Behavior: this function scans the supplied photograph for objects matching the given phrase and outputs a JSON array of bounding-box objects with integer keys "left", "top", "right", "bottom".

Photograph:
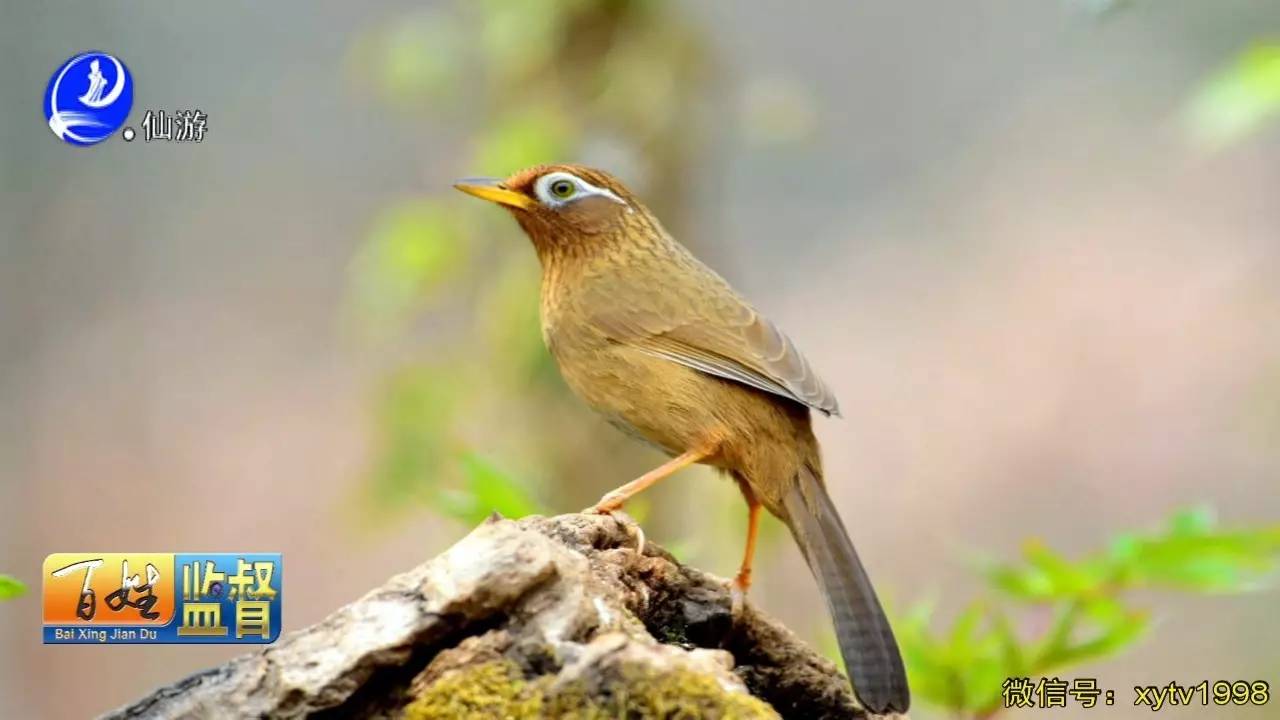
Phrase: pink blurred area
[{"left": 3, "top": 2, "right": 1278, "bottom": 718}]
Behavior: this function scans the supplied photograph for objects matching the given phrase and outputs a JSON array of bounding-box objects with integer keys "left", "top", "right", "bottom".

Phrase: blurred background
[{"left": 3, "top": 1, "right": 1279, "bottom": 717}]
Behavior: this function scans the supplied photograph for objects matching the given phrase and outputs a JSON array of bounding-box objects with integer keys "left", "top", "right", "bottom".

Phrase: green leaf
[
  {"left": 1107, "top": 509, "right": 1280, "bottom": 592},
  {"left": 989, "top": 606, "right": 1026, "bottom": 678},
  {"left": 1185, "top": 42, "right": 1280, "bottom": 150},
  {"left": 1169, "top": 506, "right": 1216, "bottom": 536},
  {"left": 897, "top": 600, "right": 1025, "bottom": 712},
  {"left": 1050, "top": 610, "right": 1150, "bottom": 670},
  {"left": 456, "top": 451, "right": 542, "bottom": 524},
  {"left": 945, "top": 600, "right": 986, "bottom": 658},
  {"left": 987, "top": 539, "right": 1107, "bottom": 600},
  {"left": 987, "top": 564, "right": 1051, "bottom": 598},
  {"left": 434, "top": 488, "right": 479, "bottom": 522},
  {"left": 1079, "top": 596, "right": 1127, "bottom": 625},
  {"left": 909, "top": 508, "right": 1280, "bottom": 714},
  {"left": 399, "top": 450, "right": 543, "bottom": 527},
  {"left": 0, "top": 575, "right": 27, "bottom": 601}
]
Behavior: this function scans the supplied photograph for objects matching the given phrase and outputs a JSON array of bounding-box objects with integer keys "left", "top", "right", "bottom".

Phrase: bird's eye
[{"left": 549, "top": 179, "right": 576, "bottom": 199}]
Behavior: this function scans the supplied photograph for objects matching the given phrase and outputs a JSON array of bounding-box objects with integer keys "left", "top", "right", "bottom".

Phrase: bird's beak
[{"left": 452, "top": 177, "right": 535, "bottom": 210}]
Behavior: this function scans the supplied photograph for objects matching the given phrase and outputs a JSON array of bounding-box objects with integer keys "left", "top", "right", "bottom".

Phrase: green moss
[
  {"left": 604, "top": 664, "right": 778, "bottom": 719},
  {"left": 404, "top": 659, "right": 778, "bottom": 719},
  {"left": 404, "top": 661, "right": 543, "bottom": 718}
]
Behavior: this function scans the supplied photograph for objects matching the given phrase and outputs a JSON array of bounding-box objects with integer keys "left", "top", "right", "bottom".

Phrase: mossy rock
[{"left": 405, "top": 659, "right": 778, "bottom": 719}]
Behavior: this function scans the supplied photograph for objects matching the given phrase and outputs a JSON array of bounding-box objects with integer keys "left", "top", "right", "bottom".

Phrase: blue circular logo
[{"left": 44, "top": 51, "right": 134, "bottom": 146}]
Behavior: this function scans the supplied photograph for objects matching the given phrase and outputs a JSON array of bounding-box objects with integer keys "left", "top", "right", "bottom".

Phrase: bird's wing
[{"left": 581, "top": 253, "right": 841, "bottom": 417}]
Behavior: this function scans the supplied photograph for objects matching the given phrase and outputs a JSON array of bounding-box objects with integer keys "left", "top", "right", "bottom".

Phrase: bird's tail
[{"left": 783, "top": 466, "right": 910, "bottom": 715}]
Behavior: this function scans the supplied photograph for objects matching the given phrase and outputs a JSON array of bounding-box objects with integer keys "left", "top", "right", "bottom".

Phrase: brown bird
[{"left": 455, "top": 164, "right": 909, "bottom": 714}]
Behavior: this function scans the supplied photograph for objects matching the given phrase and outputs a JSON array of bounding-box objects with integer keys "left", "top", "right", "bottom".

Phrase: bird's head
[{"left": 453, "top": 164, "right": 643, "bottom": 254}]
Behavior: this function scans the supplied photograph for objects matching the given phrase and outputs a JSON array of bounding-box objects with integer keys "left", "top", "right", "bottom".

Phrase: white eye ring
[{"left": 533, "top": 171, "right": 627, "bottom": 208}]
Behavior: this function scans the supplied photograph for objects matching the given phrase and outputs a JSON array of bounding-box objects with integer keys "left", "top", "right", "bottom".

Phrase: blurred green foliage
[
  {"left": 438, "top": 453, "right": 542, "bottom": 526},
  {"left": 1185, "top": 42, "right": 1280, "bottom": 150},
  {"left": 896, "top": 508, "right": 1280, "bottom": 717},
  {"left": 1082, "top": 3, "right": 1280, "bottom": 149},
  {"left": 349, "top": 200, "right": 469, "bottom": 325},
  {"left": 0, "top": 574, "right": 26, "bottom": 601}
]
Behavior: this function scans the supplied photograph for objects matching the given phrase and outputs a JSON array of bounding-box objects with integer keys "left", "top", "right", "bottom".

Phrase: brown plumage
[{"left": 455, "top": 163, "right": 909, "bottom": 714}]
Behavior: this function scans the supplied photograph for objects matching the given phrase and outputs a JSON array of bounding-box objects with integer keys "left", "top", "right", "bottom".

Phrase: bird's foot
[
  {"left": 729, "top": 571, "right": 751, "bottom": 621},
  {"left": 583, "top": 504, "right": 646, "bottom": 554}
]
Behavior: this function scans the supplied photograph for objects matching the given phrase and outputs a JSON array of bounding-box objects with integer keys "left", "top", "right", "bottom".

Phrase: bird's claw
[{"left": 584, "top": 505, "right": 646, "bottom": 553}]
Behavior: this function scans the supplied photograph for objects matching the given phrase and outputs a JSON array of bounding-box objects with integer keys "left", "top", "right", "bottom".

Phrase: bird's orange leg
[
  {"left": 588, "top": 444, "right": 716, "bottom": 514},
  {"left": 733, "top": 480, "right": 763, "bottom": 595}
]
